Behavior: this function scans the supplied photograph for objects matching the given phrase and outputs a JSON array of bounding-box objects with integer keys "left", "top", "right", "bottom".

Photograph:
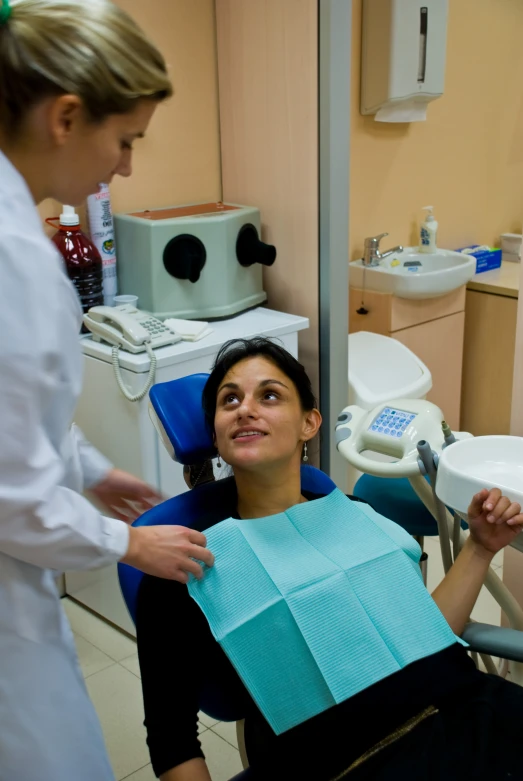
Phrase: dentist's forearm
[{"left": 431, "top": 536, "right": 493, "bottom": 635}]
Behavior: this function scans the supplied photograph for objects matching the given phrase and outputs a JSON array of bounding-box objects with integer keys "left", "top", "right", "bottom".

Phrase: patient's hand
[{"left": 467, "top": 488, "right": 523, "bottom": 556}]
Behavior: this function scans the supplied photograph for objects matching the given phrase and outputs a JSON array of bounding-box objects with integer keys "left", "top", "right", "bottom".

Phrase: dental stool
[{"left": 118, "top": 373, "right": 337, "bottom": 778}]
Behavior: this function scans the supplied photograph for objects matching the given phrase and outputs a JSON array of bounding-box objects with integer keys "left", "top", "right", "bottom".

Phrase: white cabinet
[{"left": 65, "top": 308, "right": 308, "bottom": 634}]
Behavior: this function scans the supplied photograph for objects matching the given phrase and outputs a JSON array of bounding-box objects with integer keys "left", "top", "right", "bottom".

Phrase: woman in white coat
[{"left": 0, "top": 1, "right": 214, "bottom": 779}]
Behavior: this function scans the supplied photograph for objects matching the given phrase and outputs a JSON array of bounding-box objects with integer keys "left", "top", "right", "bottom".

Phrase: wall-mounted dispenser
[{"left": 361, "top": 0, "right": 448, "bottom": 122}]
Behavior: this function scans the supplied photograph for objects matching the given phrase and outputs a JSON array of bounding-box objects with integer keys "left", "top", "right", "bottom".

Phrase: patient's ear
[{"left": 303, "top": 408, "right": 322, "bottom": 441}]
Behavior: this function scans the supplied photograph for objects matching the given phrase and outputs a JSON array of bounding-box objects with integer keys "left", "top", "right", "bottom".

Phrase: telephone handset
[
  {"left": 83, "top": 305, "right": 182, "bottom": 402},
  {"left": 83, "top": 305, "right": 181, "bottom": 353}
]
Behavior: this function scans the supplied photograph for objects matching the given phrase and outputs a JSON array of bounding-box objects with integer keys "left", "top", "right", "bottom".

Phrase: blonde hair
[{"left": 0, "top": 0, "right": 173, "bottom": 134}]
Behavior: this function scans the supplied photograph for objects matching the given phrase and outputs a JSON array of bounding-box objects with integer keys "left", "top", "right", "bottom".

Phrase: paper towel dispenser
[{"left": 361, "top": 0, "right": 448, "bottom": 121}]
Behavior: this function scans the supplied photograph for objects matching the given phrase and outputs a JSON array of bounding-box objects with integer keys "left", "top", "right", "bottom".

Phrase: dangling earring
[
  {"left": 302, "top": 442, "right": 308, "bottom": 463},
  {"left": 216, "top": 452, "right": 222, "bottom": 468}
]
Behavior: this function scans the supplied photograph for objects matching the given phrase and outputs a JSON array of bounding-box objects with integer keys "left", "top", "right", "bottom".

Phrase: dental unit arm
[{"left": 336, "top": 398, "right": 523, "bottom": 683}]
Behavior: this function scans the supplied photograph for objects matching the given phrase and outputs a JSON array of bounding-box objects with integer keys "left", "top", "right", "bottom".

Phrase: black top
[{"left": 136, "top": 491, "right": 479, "bottom": 780}]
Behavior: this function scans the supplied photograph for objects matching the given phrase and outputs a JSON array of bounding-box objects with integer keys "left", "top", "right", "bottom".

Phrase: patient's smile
[{"left": 233, "top": 429, "right": 268, "bottom": 440}]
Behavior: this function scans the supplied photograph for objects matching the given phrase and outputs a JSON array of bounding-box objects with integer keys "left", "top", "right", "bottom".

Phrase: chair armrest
[{"left": 461, "top": 622, "right": 523, "bottom": 663}]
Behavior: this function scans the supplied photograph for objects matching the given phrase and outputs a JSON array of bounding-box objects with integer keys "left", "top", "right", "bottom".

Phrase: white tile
[
  {"left": 121, "top": 765, "right": 156, "bottom": 781},
  {"left": 425, "top": 544, "right": 446, "bottom": 593},
  {"left": 198, "top": 711, "right": 219, "bottom": 728},
  {"left": 492, "top": 549, "right": 505, "bottom": 569},
  {"left": 199, "top": 729, "right": 243, "bottom": 781},
  {"left": 85, "top": 664, "right": 149, "bottom": 780},
  {"left": 471, "top": 584, "right": 502, "bottom": 626},
  {"left": 120, "top": 653, "right": 141, "bottom": 679},
  {"left": 211, "top": 720, "right": 239, "bottom": 749},
  {"left": 73, "top": 633, "right": 115, "bottom": 679},
  {"left": 63, "top": 598, "right": 137, "bottom": 662}
]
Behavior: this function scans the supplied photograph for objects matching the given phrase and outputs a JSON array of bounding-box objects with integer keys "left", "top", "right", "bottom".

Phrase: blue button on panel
[{"left": 368, "top": 407, "right": 417, "bottom": 437}]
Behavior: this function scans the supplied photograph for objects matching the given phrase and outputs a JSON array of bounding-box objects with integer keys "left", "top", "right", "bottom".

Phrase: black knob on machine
[
  {"left": 236, "top": 224, "right": 276, "bottom": 268},
  {"left": 163, "top": 234, "right": 206, "bottom": 283}
]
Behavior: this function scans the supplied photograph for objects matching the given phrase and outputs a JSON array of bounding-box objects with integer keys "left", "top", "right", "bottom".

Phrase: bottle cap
[
  {"left": 422, "top": 205, "right": 435, "bottom": 222},
  {"left": 60, "top": 205, "right": 80, "bottom": 226}
]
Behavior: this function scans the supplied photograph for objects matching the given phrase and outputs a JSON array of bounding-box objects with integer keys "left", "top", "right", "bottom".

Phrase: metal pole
[{"left": 318, "top": 0, "right": 352, "bottom": 487}]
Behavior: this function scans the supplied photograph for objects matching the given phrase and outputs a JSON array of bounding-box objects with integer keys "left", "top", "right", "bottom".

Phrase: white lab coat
[{"left": 0, "top": 151, "right": 130, "bottom": 780}]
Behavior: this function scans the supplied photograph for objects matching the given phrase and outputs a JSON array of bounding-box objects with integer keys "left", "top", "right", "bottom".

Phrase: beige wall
[
  {"left": 350, "top": 0, "right": 523, "bottom": 259},
  {"left": 215, "top": 0, "right": 320, "bottom": 399},
  {"left": 39, "top": 0, "right": 221, "bottom": 229}
]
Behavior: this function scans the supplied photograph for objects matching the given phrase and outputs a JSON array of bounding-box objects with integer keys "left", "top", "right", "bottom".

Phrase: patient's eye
[{"left": 223, "top": 393, "right": 239, "bottom": 406}]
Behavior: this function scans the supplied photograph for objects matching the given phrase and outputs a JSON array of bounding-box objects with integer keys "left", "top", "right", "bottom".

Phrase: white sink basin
[
  {"left": 349, "top": 248, "right": 476, "bottom": 299},
  {"left": 437, "top": 436, "right": 523, "bottom": 554}
]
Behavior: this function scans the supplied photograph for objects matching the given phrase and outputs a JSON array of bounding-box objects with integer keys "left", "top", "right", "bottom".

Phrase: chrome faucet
[{"left": 362, "top": 233, "right": 403, "bottom": 267}]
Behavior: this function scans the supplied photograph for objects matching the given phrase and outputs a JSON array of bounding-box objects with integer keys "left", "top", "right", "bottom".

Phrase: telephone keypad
[{"left": 142, "top": 318, "right": 172, "bottom": 336}]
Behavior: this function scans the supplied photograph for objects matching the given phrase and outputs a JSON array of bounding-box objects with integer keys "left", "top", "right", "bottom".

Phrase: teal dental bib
[{"left": 188, "top": 488, "right": 460, "bottom": 735}]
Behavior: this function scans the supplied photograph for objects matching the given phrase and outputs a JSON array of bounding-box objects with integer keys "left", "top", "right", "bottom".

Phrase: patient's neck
[{"left": 234, "top": 462, "right": 306, "bottom": 520}]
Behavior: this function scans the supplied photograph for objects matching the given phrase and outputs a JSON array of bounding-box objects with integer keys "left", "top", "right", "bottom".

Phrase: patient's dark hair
[{"left": 202, "top": 337, "right": 317, "bottom": 432}]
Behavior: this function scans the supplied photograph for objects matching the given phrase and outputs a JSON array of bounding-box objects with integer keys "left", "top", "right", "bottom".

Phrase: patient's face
[{"left": 214, "top": 357, "right": 312, "bottom": 471}]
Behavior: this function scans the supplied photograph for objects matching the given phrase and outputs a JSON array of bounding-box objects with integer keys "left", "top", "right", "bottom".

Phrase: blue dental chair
[
  {"left": 353, "top": 474, "right": 439, "bottom": 538},
  {"left": 118, "top": 373, "right": 337, "bottom": 780},
  {"left": 118, "top": 374, "right": 523, "bottom": 779}
]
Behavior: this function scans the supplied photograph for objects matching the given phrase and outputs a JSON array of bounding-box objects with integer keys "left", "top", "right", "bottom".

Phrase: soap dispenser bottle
[{"left": 420, "top": 206, "right": 438, "bottom": 253}]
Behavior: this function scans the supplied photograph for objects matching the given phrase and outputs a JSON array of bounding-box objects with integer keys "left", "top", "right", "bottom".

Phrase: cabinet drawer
[
  {"left": 390, "top": 286, "right": 466, "bottom": 332},
  {"left": 349, "top": 286, "right": 466, "bottom": 335}
]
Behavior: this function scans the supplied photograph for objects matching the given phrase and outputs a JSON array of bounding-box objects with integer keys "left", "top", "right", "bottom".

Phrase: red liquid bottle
[{"left": 51, "top": 206, "right": 104, "bottom": 332}]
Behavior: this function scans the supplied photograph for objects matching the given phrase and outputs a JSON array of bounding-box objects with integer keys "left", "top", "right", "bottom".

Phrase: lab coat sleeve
[
  {"left": 0, "top": 233, "right": 129, "bottom": 571},
  {"left": 70, "top": 423, "right": 113, "bottom": 490}
]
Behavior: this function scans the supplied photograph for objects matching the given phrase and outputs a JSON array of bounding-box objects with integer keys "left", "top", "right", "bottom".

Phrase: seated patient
[{"left": 137, "top": 338, "right": 523, "bottom": 781}]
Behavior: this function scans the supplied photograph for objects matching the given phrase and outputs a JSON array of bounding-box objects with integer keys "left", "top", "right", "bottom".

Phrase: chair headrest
[{"left": 149, "top": 374, "right": 217, "bottom": 465}]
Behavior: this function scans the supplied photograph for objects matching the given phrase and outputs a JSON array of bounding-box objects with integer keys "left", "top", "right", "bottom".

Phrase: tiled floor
[
  {"left": 62, "top": 598, "right": 244, "bottom": 781},
  {"left": 63, "top": 542, "right": 506, "bottom": 780}
]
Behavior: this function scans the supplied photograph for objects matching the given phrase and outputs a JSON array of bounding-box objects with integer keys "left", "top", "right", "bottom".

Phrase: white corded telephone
[{"left": 83, "top": 305, "right": 181, "bottom": 402}]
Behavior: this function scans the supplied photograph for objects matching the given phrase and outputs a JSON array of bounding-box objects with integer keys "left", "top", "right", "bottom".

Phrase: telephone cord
[{"left": 111, "top": 342, "right": 157, "bottom": 402}]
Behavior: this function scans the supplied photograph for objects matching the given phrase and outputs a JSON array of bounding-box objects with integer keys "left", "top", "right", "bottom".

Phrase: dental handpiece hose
[
  {"left": 442, "top": 420, "right": 457, "bottom": 447},
  {"left": 441, "top": 421, "right": 462, "bottom": 559},
  {"left": 417, "top": 440, "right": 454, "bottom": 573}
]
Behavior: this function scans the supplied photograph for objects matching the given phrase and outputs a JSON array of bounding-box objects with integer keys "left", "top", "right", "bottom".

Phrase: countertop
[
  {"left": 467, "top": 261, "right": 520, "bottom": 299},
  {"left": 81, "top": 307, "right": 309, "bottom": 372}
]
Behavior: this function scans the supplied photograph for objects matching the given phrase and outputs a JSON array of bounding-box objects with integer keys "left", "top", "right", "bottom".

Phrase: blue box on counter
[{"left": 455, "top": 245, "right": 502, "bottom": 274}]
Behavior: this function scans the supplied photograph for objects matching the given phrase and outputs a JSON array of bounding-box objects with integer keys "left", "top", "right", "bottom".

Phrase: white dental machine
[{"left": 336, "top": 393, "right": 523, "bottom": 684}]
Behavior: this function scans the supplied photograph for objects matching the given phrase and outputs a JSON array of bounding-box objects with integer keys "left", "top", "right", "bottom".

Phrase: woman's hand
[
  {"left": 90, "top": 468, "right": 164, "bottom": 523},
  {"left": 467, "top": 488, "right": 523, "bottom": 557}
]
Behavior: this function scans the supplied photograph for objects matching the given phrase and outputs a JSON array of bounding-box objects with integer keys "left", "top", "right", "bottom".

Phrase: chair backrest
[{"left": 149, "top": 373, "right": 217, "bottom": 464}]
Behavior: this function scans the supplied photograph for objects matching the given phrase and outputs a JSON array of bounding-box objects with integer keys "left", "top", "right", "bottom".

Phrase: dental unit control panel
[
  {"left": 369, "top": 407, "right": 417, "bottom": 438},
  {"left": 335, "top": 398, "right": 456, "bottom": 478}
]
